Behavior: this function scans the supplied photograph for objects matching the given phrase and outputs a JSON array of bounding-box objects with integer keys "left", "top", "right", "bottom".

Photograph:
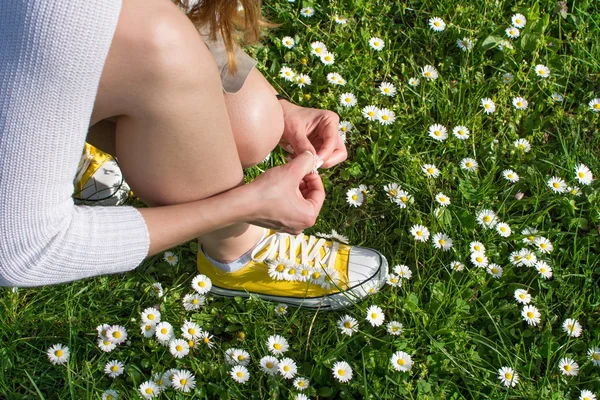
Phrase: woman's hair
[{"left": 173, "top": 0, "right": 265, "bottom": 74}]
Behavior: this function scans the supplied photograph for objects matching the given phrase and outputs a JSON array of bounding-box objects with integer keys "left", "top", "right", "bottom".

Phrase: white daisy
[
  {"left": 361, "top": 105, "right": 379, "bottom": 121},
  {"left": 339, "top": 92, "right": 357, "bottom": 107},
  {"left": 522, "top": 305, "right": 541, "bottom": 326},
  {"left": 346, "top": 188, "right": 364, "bottom": 207},
  {"left": 230, "top": 365, "right": 250, "bottom": 383},
  {"left": 279, "top": 357, "right": 298, "bottom": 379},
  {"left": 267, "top": 335, "right": 289, "bottom": 355},
  {"left": 163, "top": 251, "right": 178, "bottom": 266},
  {"left": 337, "top": 315, "right": 359, "bottom": 336},
  {"left": 155, "top": 321, "right": 174, "bottom": 343},
  {"left": 460, "top": 158, "right": 478, "bottom": 172},
  {"left": 470, "top": 251, "right": 489, "bottom": 268},
  {"left": 369, "top": 37, "right": 385, "bottom": 51},
  {"left": 198, "top": 330, "right": 215, "bottom": 349},
  {"left": 295, "top": 74, "right": 311, "bottom": 88},
  {"left": 96, "top": 324, "right": 111, "bottom": 339},
  {"left": 283, "top": 264, "right": 301, "bottom": 282},
  {"left": 562, "top": 318, "right": 583, "bottom": 337},
  {"left": 379, "top": 82, "right": 397, "bottom": 97},
  {"left": 230, "top": 348, "right": 251, "bottom": 366},
  {"left": 432, "top": 233, "right": 453, "bottom": 251},
  {"left": 274, "top": 303, "right": 288, "bottom": 316},
  {"left": 547, "top": 176, "right": 567, "bottom": 193},
  {"left": 502, "top": 72, "right": 514, "bottom": 83},
  {"left": 162, "top": 369, "right": 177, "bottom": 388},
  {"left": 259, "top": 356, "right": 279, "bottom": 375},
  {"left": 47, "top": 344, "right": 69, "bottom": 365},
  {"left": 390, "top": 351, "right": 413, "bottom": 372},
  {"left": 139, "top": 381, "right": 160, "bottom": 399},
  {"left": 558, "top": 357, "right": 579, "bottom": 376},
  {"left": 502, "top": 169, "right": 519, "bottom": 182},
  {"left": 320, "top": 51, "right": 335, "bottom": 65},
  {"left": 332, "top": 361, "right": 353, "bottom": 382},
  {"left": 580, "top": 390, "right": 597, "bottom": 400},
  {"left": 104, "top": 360, "right": 125, "bottom": 378},
  {"left": 428, "top": 17, "right": 446, "bottom": 32},
  {"left": 574, "top": 164, "right": 593, "bottom": 185},
  {"left": 422, "top": 164, "right": 440, "bottom": 178},
  {"left": 141, "top": 307, "right": 161, "bottom": 324},
  {"left": 520, "top": 249, "right": 537, "bottom": 267},
  {"left": 394, "top": 264, "right": 412, "bottom": 279},
  {"left": 410, "top": 224, "right": 430, "bottom": 242},
  {"left": 169, "top": 339, "right": 190, "bottom": 359},
  {"left": 191, "top": 274, "right": 212, "bottom": 294},
  {"left": 588, "top": 348, "right": 600, "bottom": 366},
  {"left": 97, "top": 338, "right": 116, "bottom": 353},
  {"left": 514, "top": 289, "right": 531, "bottom": 304},
  {"left": 365, "top": 305, "right": 385, "bottom": 327},
  {"left": 589, "top": 98, "right": 600, "bottom": 112},
  {"left": 435, "top": 193, "right": 451, "bottom": 207},
  {"left": 487, "top": 263, "right": 503, "bottom": 278},
  {"left": 505, "top": 27, "right": 520, "bottom": 38},
  {"left": 281, "top": 36, "right": 295, "bottom": 49},
  {"left": 311, "top": 41, "right": 327, "bottom": 56},
  {"left": 327, "top": 72, "right": 345, "bottom": 85},
  {"left": 428, "top": 123, "right": 448, "bottom": 141},
  {"left": 477, "top": 209, "right": 498, "bottom": 228},
  {"left": 469, "top": 241, "right": 485, "bottom": 253},
  {"left": 279, "top": 67, "right": 296, "bottom": 81},
  {"left": 338, "top": 121, "right": 353, "bottom": 136},
  {"left": 512, "top": 97, "right": 529, "bottom": 110},
  {"left": 386, "top": 321, "right": 404, "bottom": 336},
  {"left": 408, "top": 77, "right": 420, "bottom": 87},
  {"left": 394, "top": 190, "right": 414, "bottom": 208},
  {"left": 496, "top": 222, "right": 512, "bottom": 237},
  {"left": 552, "top": 92, "right": 564, "bottom": 102},
  {"left": 498, "top": 40, "right": 514, "bottom": 51},
  {"left": 421, "top": 65, "right": 438, "bottom": 80},
  {"left": 498, "top": 366, "right": 519, "bottom": 387},
  {"left": 450, "top": 261, "right": 465, "bottom": 271},
  {"left": 534, "top": 64, "right": 551, "bottom": 78},
  {"left": 376, "top": 108, "right": 396, "bottom": 125},
  {"left": 333, "top": 15, "right": 347, "bottom": 25},
  {"left": 181, "top": 321, "right": 202, "bottom": 340},
  {"left": 300, "top": 7, "right": 314, "bottom": 17},
  {"left": 140, "top": 322, "right": 156, "bottom": 338},
  {"left": 456, "top": 37, "right": 474, "bottom": 51},
  {"left": 101, "top": 390, "right": 119, "bottom": 400},
  {"left": 481, "top": 98, "right": 496, "bottom": 114},
  {"left": 267, "top": 257, "right": 291, "bottom": 281},
  {"left": 172, "top": 369, "right": 196, "bottom": 392},
  {"left": 293, "top": 376, "right": 310, "bottom": 391},
  {"left": 383, "top": 183, "right": 402, "bottom": 200},
  {"left": 182, "top": 293, "right": 205, "bottom": 311},
  {"left": 453, "top": 126, "right": 470, "bottom": 140},
  {"left": 514, "top": 138, "right": 531, "bottom": 152},
  {"left": 534, "top": 237, "right": 553, "bottom": 253},
  {"left": 106, "top": 325, "right": 127, "bottom": 345},
  {"left": 512, "top": 13, "right": 527, "bottom": 28}
]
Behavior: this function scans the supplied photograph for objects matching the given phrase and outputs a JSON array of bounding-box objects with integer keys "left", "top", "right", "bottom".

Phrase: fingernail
[
  {"left": 316, "top": 158, "right": 324, "bottom": 169},
  {"left": 285, "top": 144, "right": 295, "bottom": 153},
  {"left": 304, "top": 150, "right": 314, "bottom": 157}
]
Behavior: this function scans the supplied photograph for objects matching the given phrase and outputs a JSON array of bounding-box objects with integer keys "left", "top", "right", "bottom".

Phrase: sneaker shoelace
[{"left": 251, "top": 232, "right": 339, "bottom": 270}]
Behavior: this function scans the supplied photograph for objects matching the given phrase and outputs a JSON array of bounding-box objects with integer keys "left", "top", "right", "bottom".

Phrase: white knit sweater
[{"left": 0, "top": 0, "right": 150, "bottom": 287}]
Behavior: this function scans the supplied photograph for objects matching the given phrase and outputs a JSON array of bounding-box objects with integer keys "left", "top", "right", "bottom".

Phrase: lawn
[{"left": 1, "top": 0, "right": 599, "bottom": 398}]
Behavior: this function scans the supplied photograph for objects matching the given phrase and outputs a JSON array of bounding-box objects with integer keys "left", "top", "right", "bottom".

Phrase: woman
[{"left": 0, "top": 0, "right": 387, "bottom": 309}]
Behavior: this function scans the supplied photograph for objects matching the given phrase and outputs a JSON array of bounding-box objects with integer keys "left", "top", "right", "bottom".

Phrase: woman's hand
[
  {"left": 246, "top": 151, "right": 325, "bottom": 235},
  {"left": 278, "top": 100, "right": 348, "bottom": 169}
]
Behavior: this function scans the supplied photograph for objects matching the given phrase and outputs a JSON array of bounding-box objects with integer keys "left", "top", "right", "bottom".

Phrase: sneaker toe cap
[{"left": 347, "top": 246, "right": 388, "bottom": 286}]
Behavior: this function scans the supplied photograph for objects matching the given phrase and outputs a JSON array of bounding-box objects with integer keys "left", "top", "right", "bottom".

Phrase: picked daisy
[
  {"left": 386, "top": 321, "right": 404, "bottom": 336},
  {"left": 332, "top": 361, "right": 353, "bottom": 382},
  {"left": 379, "top": 82, "right": 397, "bottom": 97},
  {"left": 428, "top": 123, "right": 448, "bottom": 141},
  {"left": 279, "top": 357, "right": 298, "bottom": 379},
  {"left": 394, "top": 264, "right": 412, "bottom": 279},
  {"left": 456, "top": 37, "right": 474, "bottom": 51},
  {"left": 547, "top": 176, "right": 567, "bottom": 193},
  {"left": 365, "top": 305, "right": 385, "bottom": 326},
  {"left": 562, "top": 318, "right": 583, "bottom": 337},
  {"left": 299, "top": 7, "right": 314, "bottom": 17},
  {"left": 422, "top": 164, "right": 440, "bottom": 178},
  {"left": 574, "top": 164, "right": 593, "bottom": 185},
  {"left": 139, "top": 381, "right": 160, "bottom": 399},
  {"left": 337, "top": 315, "right": 359, "bottom": 336},
  {"left": 514, "top": 289, "right": 532, "bottom": 304},
  {"left": 320, "top": 51, "right": 335, "bottom": 65},
  {"left": 279, "top": 67, "right": 296, "bottom": 81},
  {"left": 172, "top": 369, "right": 196, "bottom": 392},
  {"left": 496, "top": 222, "right": 512, "bottom": 237},
  {"left": 498, "top": 366, "right": 518, "bottom": 387},
  {"left": 522, "top": 305, "right": 541, "bottom": 326},
  {"left": 339, "top": 92, "right": 357, "bottom": 107},
  {"left": 481, "top": 98, "right": 496, "bottom": 114},
  {"left": 429, "top": 17, "right": 446, "bottom": 32},
  {"left": 460, "top": 158, "right": 478, "bottom": 172},
  {"left": 310, "top": 41, "right": 327, "bottom": 56},
  {"left": 514, "top": 138, "right": 531, "bottom": 152},
  {"left": 267, "top": 335, "right": 289, "bottom": 355},
  {"left": 534, "top": 64, "right": 551, "bottom": 78},
  {"left": 410, "top": 224, "right": 430, "bottom": 242},
  {"left": 141, "top": 307, "right": 161, "bottom": 324},
  {"left": 104, "top": 360, "right": 125, "bottom": 378},
  {"left": 589, "top": 98, "right": 600, "bottom": 112},
  {"left": 512, "top": 13, "right": 527, "bottom": 28},
  {"left": 558, "top": 357, "right": 579, "bottom": 376},
  {"left": 432, "top": 233, "right": 453, "bottom": 251},
  {"left": 390, "top": 351, "right": 413, "bottom": 372},
  {"left": 505, "top": 27, "right": 520, "bottom": 38},
  {"left": 281, "top": 36, "right": 295, "bottom": 49},
  {"left": 435, "top": 192, "right": 451, "bottom": 207},
  {"left": 346, "top": 188, "right": 364, "bottom": 207},
  {"left": 376, "top": 108, "right": 396, "bottom": 125},
  {"left": 259, "top": 356, "right": 279, "bottom": 375},
  {"left": 191, "top": 274, "right": 212, "bottom": 294},
  {"left": 47, "top": 344, "right": 70, "bottom": 365},
  {"left": 163, "top": 251, "right": 178, "bottom": 266},
  {"left": 408, "top": 77, "right": 420, "bottom": 87},
  {"left": 421, "top": 65, "right": 438, "bottom": 80},
  {"left": 369, "top": 37, "right": 385, "bottom": 51},
  {"left": 502, "top": 169, "right": 519, "bottom": 182},
  {"left": 453, "top": 126, "right": 470, "bottom": 140},
  {"left": 512, "top": 97, "right": 528, "bottom": 110},
  {"left": 231, "top": 365, "right": 250, "bottom": 383},
  {"left": 293, "top": 376, "right": 310, "bottom": 391}
]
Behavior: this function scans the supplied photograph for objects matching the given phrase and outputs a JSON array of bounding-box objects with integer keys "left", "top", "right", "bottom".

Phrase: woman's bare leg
[{"left": 90, "top": 0, "right": 282, "bottom": 262}]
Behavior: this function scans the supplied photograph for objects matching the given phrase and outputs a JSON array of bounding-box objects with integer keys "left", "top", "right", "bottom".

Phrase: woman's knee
[{"left": 224, "top": 68, "right": 284, "bottom": 168}]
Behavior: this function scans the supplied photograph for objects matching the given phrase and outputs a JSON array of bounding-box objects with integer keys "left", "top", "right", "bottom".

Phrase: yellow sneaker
[{"left": 197, "top": 230, "right": 388, "bottom": 310}]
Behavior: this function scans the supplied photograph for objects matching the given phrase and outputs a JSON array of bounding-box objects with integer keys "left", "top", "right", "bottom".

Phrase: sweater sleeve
[{"left": 0, "top": 0, "right": 150, "bottom": 287}]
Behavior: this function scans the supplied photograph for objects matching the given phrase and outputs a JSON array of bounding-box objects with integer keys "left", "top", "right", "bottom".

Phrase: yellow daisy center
[
  {"left": 416, "top": 231, "right": 422, "bottom": 237},
  {"left": 382, "top": 115, "right": 389, "bottom": 120},
  {"left": 274, "top": 343, "right": 281, "bottom": 350},
  {"left": 540, "top": 243, "right": 547, "bottom": 248},
  {"left": 371, "top": 313, "right": 378, "bottom": 319},
  {"left": 505, "top": 372, "right": 512, "bottom": 379},
  {"left": 439, "top": 197, "right": 446, "bottom": 202},
  {"left": 439, "top": 239, "right": 446, "bottom": 245},
  {"left": 484, "top": 104, "right": 490, "bottom": 109},
  {"left": 278, "top": 307, "right": 286, "bottom": 313},
  {"left": 384, "top": 88, "right": 390, "bottom": 93},
  {"left": 344, "top": 321, "right": 352, "bottom": 328},
  {"left": 400, "top": 196, "right": 407, "bottom": 202},
  {"left": 594, "top": 104, "right": 600, "bottom": 109},
  {"left": 540, "top": 268, "right": 546, "bottom": 273},
  {"left": 111, "top": 365, "right": 119, "bottom": 372},
  {"left": 161, "top": 328, "right": 168, "bottom": 334},
  {"left": 476, "top": 257, "right": 483, "bottom": 263},
  {"left": 55, "top": 350, "right": 63, "bottom": 357},
  {"left": 527, "top": 311, "right": 534, "bottom": 318},
  {"left": 276, "top": 264, "right": 285, "bottom": 272},
  {"left": 192, "top": 299, "right": 199, "bottom": 305},
  {"left": 517, "top": 102, "right": 523, "bottom": 107},
  {"left": 236, "top": 371, "right": 243, "bottom": 377},
  {"left": 315, "top": 48, "right": 321, "bottom": 54},
  {"left": 238, "top": 355, "right": 245, "bottom": 361},
  {"left": 466, "top": 162, "right": 472, "bottom": 167},
  {"left": 426, "top": 168, "right": 434, "bottom": 174},
  {"left": 389, "top": 189, "right": 397, "bottom": 196},
  {"left": 145, "top": 388, "right": 154, "bottom": 394},
  {"left": 198, "top": 281, "right": 205, "bottom": 288},
  {"left": 112, "top": 332, "right": 121, "bottom": 338},
  {"left": 103, "top": 340, "right": 110, "bottom": 346},
  {"left": 107, "top": 396, "right": 114, "bottom": 400},
  {"left": 189, "top": 328, "right": 195, "bottom": 335},
  {"left": 338, "top": 369, "right": 345, "bottom": 376},
  {"left": 180, "top": 378, "right": 187, "bottom": 385},
  {"left": 266, "top": 362, "right": 273, "bottom": 368},
  {"left": 553, "top": 182, "right": 560, "bottom": 188},
  {"left": 434, "top": 130, "right": 441, "bottom": 136},
  {"left": 483, "top": 216, "right": 491, "bottom": 222},
  {"left": 492, "top": 267, "right": 498, "bottom": 273},
  {"left": 398, "top": 359, "right": 405, "bottom": 366},
  {"left": 145, "top": 325, "right": 151, "bottom": 331},
  {"left": 374, "top": 41, "right": 380, "bottom": 46},
  {"left": 434, "top": 21, "right": 440, "bottom": 26},
  {"left": 148, "top": 314, "right": 154, "bottom": 320},
  {"left": 176, "top": 345, "right": 183, "bottom": 351},
  {"left": 283, "top": 365, "right": 290, "bottom": 372},
  {"left": 203, "top": 337, "right": 210, "bottom": 344},
  {"left": 593, "top": 353, "right": 599, "bottom": 360},
  {"left": 519, "top": 294, "right": 525, "bottom": 299},
  {"left": 424, "top": 72, "right": 431, "bottom": 77},
  {"left": 341, "top": 127, "right": 347, "bottom": 132},
  {"left": 352, "top": 194, "right": 358, "bottom": 201},
  {"left": 564, "top": 365, "right": 571, "bottom": 371},
  {"left": 298, "top": 381, "right": 305, "bottom": 386}
]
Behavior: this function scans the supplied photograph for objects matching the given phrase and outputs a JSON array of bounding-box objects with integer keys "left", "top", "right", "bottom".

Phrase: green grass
[{"left": 1, "top": 0, "right": 600, "bottom": 398}]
